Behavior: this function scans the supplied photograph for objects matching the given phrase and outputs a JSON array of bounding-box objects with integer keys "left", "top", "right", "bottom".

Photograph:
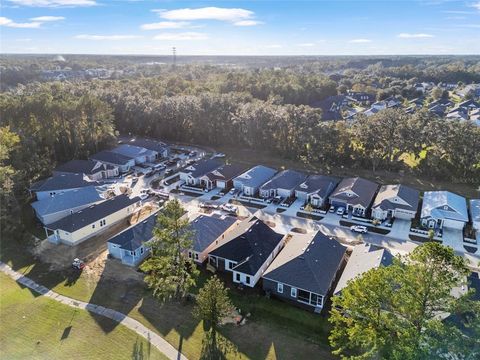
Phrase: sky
[{"left": 1, "top": 0, "right": 479, "bottom": 55}]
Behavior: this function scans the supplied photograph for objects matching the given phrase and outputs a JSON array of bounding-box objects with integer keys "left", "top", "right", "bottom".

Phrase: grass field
[{"left": 0, "top": 273, "right": 168, "bottom": 360}]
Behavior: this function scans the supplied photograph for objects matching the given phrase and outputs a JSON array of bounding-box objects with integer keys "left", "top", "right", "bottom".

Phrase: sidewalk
[{"left": 0, "top": 261, "right": 188, "bottom": 360}]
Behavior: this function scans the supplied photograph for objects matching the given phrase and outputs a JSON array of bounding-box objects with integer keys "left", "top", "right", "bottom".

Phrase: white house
[
  {"left": 233, "top": 165, "right": 277, "bottom": 197},
  {"left": 45, "top": 195, "right": 141, "bottom": 246},
  {"left": 30, "top": 173, "right": 100, "bottom": 201},
  {"left": 371, "top": 184, "right": 419, "bottom": 221},
  {"left": 90, "top": 150, "right": 136, "bottom": 173},
  {"left": 110, "top": 144, "right": 158, "bottom": 165},
  {"left": 294, "top": 175, "right": 339, "bottom": 208},
  {"left": 179, "top": 159, "right": 222, "bottom": 186},
  {"left": 259, "top": 170, "right": 307, "bottom": 199},
  {"left": 53, "top": 159, "right": 119, "bottom": 181},
  {"left": 421, "top": 191, "right": 468, "bottom": 230}
]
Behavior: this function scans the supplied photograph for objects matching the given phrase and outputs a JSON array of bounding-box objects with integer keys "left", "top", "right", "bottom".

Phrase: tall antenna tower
[{"left": 172, "top": 47, "right": 176, "bottom": 67}]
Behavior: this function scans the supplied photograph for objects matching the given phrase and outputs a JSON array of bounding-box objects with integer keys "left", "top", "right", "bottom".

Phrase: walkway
[{"left": 0, "top": 261, "right": 188, "bottom": 360}]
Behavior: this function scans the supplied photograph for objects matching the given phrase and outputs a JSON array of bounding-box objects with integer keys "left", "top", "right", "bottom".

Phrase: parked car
[
  {"left": 336, "top": 207, "right": 345, "bottom": 215},
  {"left": 72, "top": 258, "right": 85, "bottom": 270},
  {"left": 329, "top": 206, "right": 335, "bottom": 213},
  {"left": 139, "top": 193, "right": 149, "bottom": 200},
  {"left": 350, "top": 225, "right": 368, "bottom": 234},
  {"left": 229, "top": 188, "right": 237, "bottom": 195},
  {"left": 165, "top": 169, "right": 173, "bottom": 176},
  {"left": 213, "top": 153, "right": 226, "bottom": 158},
  {"left": 221, "top": 203, "right": 238, "bottom": 214}
]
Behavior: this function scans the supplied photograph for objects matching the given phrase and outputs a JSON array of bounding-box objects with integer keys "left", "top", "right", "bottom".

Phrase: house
[
  {"left": 259, "top": 170, "right": 307, "bottom": 199},
  {"left": 263, "top": 231, "right": 347, "bottom": 312},
  {"left": 53, "top": 159, "right": 119, "bottom": 180},
  {"left": 44, "top": 194, "right": 141, "bottom": 246},
  {"left": 421, "top": 191, "right": 469, "bottom": 230},
  {"left": 200, "top": 163, "right": 249, "bottom": 190},
  {"left": 233, "top": 165, "right": 277, "bottom": 197},
  {"left": 107, "top": 211, "right": 158, "bottom": 266},
  {"left": 187, "top": 214, "right": 237, "bottom": 263},
  {"left": 333, "top": 243, "right": 393, "bottom": 296},
  {"left": 346, "top": 91, "right": 375, "bottom": 105},
  {"left": 90, "top": 150, "right": 136, "bottom": 173},
  {"left": 31, "top": 186, "right": 105, "bottom": 225},
  {"left": 110, "top": 144, "right": 158, "bottom": 165},
  {"left": 371, "top": 184, "right": 419, "bottom": 221},
  {"left": 123, "top": 138, "right": 169, "bottom": 159},
  {"left": 295, "top": 175, "right": 340, "bottom": 208},
  {"left": 208, "top": 217, "right": 285, "bottom": 287},
  {"left": 179, "top": 159, "right": 222, "bottom": 186},
  {"left": 313, "top": 95, "right": 353, "bottom": 121},
  {"left": 30, "top": 173, "right": 100, "bottom": 201},
  {"left": 457, "top": 84, "right": 480, "bottom": 99},
  {"left": 329, "top": 177, "right": 379, "bottom": 217},
  {"left": 470, "top": 199, "right": 480, "bottom": 234}
]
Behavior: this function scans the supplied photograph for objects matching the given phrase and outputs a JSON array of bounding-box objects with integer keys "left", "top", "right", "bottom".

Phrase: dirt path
[{"left": 0, "top": 261, "right": 188, "bottom": 360}]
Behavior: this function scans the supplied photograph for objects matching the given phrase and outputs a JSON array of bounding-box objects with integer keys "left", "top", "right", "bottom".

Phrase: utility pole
[{"left": 172, "top": 47, "right": 176, "bottom": 68}]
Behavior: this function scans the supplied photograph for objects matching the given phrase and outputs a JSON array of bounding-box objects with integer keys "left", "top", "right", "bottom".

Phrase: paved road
[{"left": 0, "top": 261, "right": 188, "bottom": 360}]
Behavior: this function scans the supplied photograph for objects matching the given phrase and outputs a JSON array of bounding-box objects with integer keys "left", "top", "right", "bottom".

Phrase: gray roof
[
  {"left": 54, "top": 160, "right": 113, "bottom": 176},
  {"left": 30, "top": 173, "right": 99, "bottom": 192},
  {"left": 189, "top": 214, "right": 237, "bottom": 252},
  {"left": 209, "top": 218, "right": 284, "bottom": 276},
  {"left": 330, "top": 177, "right": 379, "bottom": 208},
  {"left": 204, "top": 163, "right": 249, "bottom": 182},
  {"left": 108, "top": 211, "right": 159, "bottom": 251},
  {"left": 183, "top": 159, "right": 222, "bottom": 178},
  {"left": 234, "top": 165, "right": 277, "bottom": 189},
  {"left": 469, "top": 199, "right": 480, "bottom": 225},
  {"left": 260, "top": 170, "right": 307, "bottom": 192},
  {"left": 372, "top": 184, "right": 419, "bottom": 212},
  {"left": 421, "top": 191, "right": 468, "bottom": 223},
  {"left": 110, "top": 144, "right": 157, "bottom": 159},
  {"left": 31, "top": 186, "right": 104, "bottom": 217},
  {"left": 123, "top": 138, "right": 168, "bottom": 154},
  {"left": 263, "top": 231, "right": 347, "bottom": 296},
  {"left": 334, "top": 243, "right": 393, "bottom": 295},
  {"left": 295, "top": 175, "right": 340, "bottom": 198},
  {"left": 47, "top": 194, "right": 140, "bottom": 232},
  {"left": 90, "top": 150, "right": 133, "bottom": 166}
]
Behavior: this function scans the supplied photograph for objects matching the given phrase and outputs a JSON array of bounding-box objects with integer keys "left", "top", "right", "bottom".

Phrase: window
[
  {"left": 246, "top": 276, "right": 250, "bottom": 285},
  {"left": 195, "top": 253, "right": 199, "bottom": 260},
  {"left": 297, "top": 289, "right": 310, "bottom": 303},
  {"left": 140, "top": 247, "right": 144, "bottom": 255},
  {"left": 130, "top": 251, "right": 135, "bottom": 256},
  {"left": 228, "top": 261, "right": 234, "bottom": 270},
  {"left": 236, "top": 273, "right": 240, "bottom": 282},
  {"left": 188, "top": 252, "right": 192, "bottom": 258},
  {"left": 92, "top": 224, "right": 95, "bottom": 229},
  {"left": 291, "top": 287, "right": 297, "bottom": 298},
  {"left": 277, "top": 283, "right": 283, "bottom": 293}
]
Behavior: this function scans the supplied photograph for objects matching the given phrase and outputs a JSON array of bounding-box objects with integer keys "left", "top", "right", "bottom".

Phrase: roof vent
[{"left": 299, "top": 256, "right": 305, "bottom": 260}]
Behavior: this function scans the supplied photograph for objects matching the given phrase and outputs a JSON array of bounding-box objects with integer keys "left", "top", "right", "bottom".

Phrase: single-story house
[
  {"left": 329, "top": 177, "right": 379, "bottom": 217},
  {"left": 470, "top": 199, "right": 480, "bottom": 233},
  {"left": 233, "top": 165, "right": 277, "bottom": 197},
  {"left": 200, "top": 163, "right": 249, "bottom": 190},
  {"left": 53, "top": 159, "right": 119, "bottom": 180},
  {"left": 263, "top": 231, "right": 347, "bottom": 312},
  {"left": 107, "top": 211, "right": 159, "bottom": 266},
  {"left": 295, "top": 175, "right": 339, "bottom": 208},
  {"left": 421, "top": 191, "right": 469, "bottom": 230},
  {"left": 110, "top": 144, "right": 157, "bottom": 165},
  {"left": 123, "top": 138, "right": 169, "bottom": 159},
  {"left": 31, "top": 186, "right": 105, "bottom": 225},
  {"left": 371, "top": 184, "right": 419, "bottom": 221},
  {"left": 188, "top": 214, "right": 238, "bottom": 263},
  {"left": 90, "top": 150, "right": 136, "bottom": 173},
  {"left": 333, "top": 243, "right": 393, "bottom": 296},
  {"left": 259, "top": 170, "right": 307, "bottom": 199},
  {"left": 30, "top": 173, "right": 100, "bottom": 201},
  {"left": 44, "top": 194, "right": 141, "bottom": 246},
  {"left": 179, "top": 159, "right": 222, "bottom": 186},
  {"left": 208, "top": 217, "right": 285, "bottom": 288}
]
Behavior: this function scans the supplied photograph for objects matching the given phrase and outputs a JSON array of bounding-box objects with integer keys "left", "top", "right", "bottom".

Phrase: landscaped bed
[
  {"left": 229, "top": 199, "right": 267, "bottom": 209},
  {"left": 339, "top": 220, "right": 390, "bottom": 235},
  {"left": 408, "top": 234, "right": 442, "bottom": 243},
  {"left": 296, "top": 212, "right": 324, "bottom": 221}
]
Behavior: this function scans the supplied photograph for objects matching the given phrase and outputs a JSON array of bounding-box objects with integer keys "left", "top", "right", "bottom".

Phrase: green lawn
[{"left": 0, "top": 273, "right": 168, "bottom": 360}]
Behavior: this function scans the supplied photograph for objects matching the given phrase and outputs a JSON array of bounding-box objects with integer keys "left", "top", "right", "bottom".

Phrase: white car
[
  {"left": 350, "top": 225, "right": 368, "bottom": 234},
  {"left": 221, "top": 204, "right": 238, "bottom": 213},
  {"left": 139, "top": 193, "right": 149, "bottom": 200},
  {"left": 336, "top": 207, "right": 345, "bottom": 215}
]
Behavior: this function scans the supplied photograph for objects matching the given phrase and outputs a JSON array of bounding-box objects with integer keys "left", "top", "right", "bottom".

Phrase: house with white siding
[
  {"left": 233, "top": 165, "right": 277, "bottom": 197},
  {"left": 371, "top": 184, "right": 419, "bottom": 221},
  {"left": 53, "top": 159, "right": 119, "bottom": 180},
  {"left": 30, "top": 173, "right": 101, "bottom": 201},
  {"left": 329, "top": 177, "right": 379, "bottom": 217},
  {"left": 90, "top": 150, "right": 136, "bottom": 173},
  {"left": 421, "top": 191, "right": 468, "bottom": 230},
  {"left": 200, "top": 163, "right": 249, "bottom": 190},
  {"left": 179, "top": 158, "right": 222, "bottom": 186},
  {"left": 295, "top": 175, "right": 339, "bottom": 208},
  {"left": 110, "top": 144, "right": 158, "bottom": 164},
  {"left": 208, "top": 217, "right": 285, "bottom": 288},
  {"left": 123, "top": 138, "right": 169, "bottom": 159},
  {"left": 259, "top": 170, "right": 307, "bottom": 199},
  {"left": 471, "top": 200, "right": 480, "bottom": 234},
  {"left": 44, "top": 194, "right": 141, "bottom": 246}
]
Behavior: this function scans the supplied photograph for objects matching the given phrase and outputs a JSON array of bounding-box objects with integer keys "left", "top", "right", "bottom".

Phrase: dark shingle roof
[
  {"left": 184, "top": 159, "right": 222, "bottom": 178},
  {"left": 205, "top": 163, "right": 249, "bottom": 182},
  {"left": 373, "top": 184, "right": 419, "bottom": 212},
  {"left": 209, "top": 218, "right": 284, "bottom": 276},
  {"left": 189, "top": 214, "right": 237, "bottom": 252},
  {"left": 54, "top": 159, "right": 115, "bottom": 176},
  {"left": 47, "top": 194, "right": 140, "bottom": 232},
  {"left": 264, "top": 232, "right": 347, "bottom": 296},
  {"left": 260, "top": 170, "right": 307, "bottom": 192},
  {"left": 30, "top": 173, "right": 99, "bottom": 192},
  {"left": 295, "top": 175, "right": 340, "bottom": 198},
  {"left": 90, "top": 150, "right": 133, "bottom": 166},
  {"left": 234, "top": 165, "right": 277, "bottom": 189},
  {"left": 124, "top": 138, "right": 168, "bottom": 154},
  {"left": 108, "top": 211, "right": 158, "bottom": 251},
  {"left": 330, "top": 177, "right": 379, "bottom": 208}
]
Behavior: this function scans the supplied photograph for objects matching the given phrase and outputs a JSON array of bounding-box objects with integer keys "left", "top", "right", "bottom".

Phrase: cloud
[
  {"left": 0, "top": 17, "right": 41, "bottom": 28},
  {"left": 472, "top": 2, "right": 480, "bottom": 11},
  {"left": 397, "top": 33, "right": 434, "bottom": 38},
  {"left": 265, "top": 44, "right": 282, "bottom": 48},
  {"left": 75, "top": 34, "right": 142, "bottom": 40},
  {"left": 233, "top": 20, "right": 263, "bottom": 26},
  {"left": 297, "top": 43, "right": 315, "bottom": 47},
  {"left": 153, "top": 32, "right": 208, "bottom": 41},
  {"left": 30, "top": 16, "right": 65, "bottom": 21},
  {"left": 155, "top": 7, "right": 255, "bottom": 22},
  {"left": 8, "top": 0, "right": 96, "bottom": 6},
  {"left": 141, "top": 21, "right": 190, "bottom": 30},
  {"left": 348, "top": 38, "right": 372, "bottom": 43}
]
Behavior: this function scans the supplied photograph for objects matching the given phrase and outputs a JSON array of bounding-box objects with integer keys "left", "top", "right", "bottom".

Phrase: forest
[{"left": 1, "top": 56, "right": 480, "bottom": 240}]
